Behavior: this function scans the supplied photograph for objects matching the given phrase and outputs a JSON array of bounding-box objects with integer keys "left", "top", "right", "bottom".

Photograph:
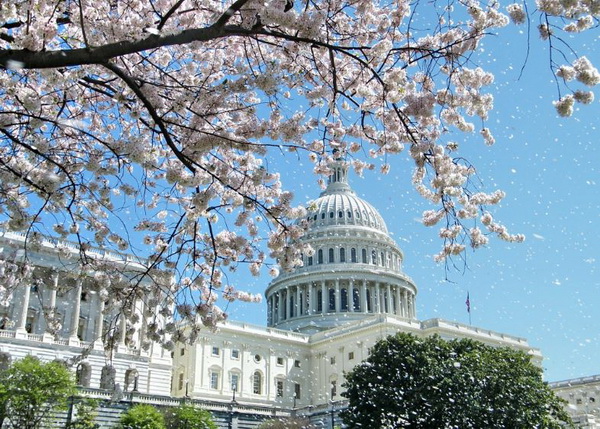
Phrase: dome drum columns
[{"left": 267, "top": 280, "right": 415, "bottom": 329}]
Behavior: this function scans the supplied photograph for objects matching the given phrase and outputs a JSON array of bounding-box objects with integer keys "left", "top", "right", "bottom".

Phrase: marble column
[
  {"left": 361, "top": 281, "right": 368, "bottom": 313},
  {"left": 69, "top": 278, "right": 83, "bottom": 341},
  {"left": 16, "top": 281, "right": 32, "bottom": 334},
  {"left": 93, "top": 296, "right": 105, "bottom": 349},
  {"left": 278, "top": 291, "right": 284, "bottom": 322},
  {"left": 43, "top": 271, "right": 59, "bottom": 338}
]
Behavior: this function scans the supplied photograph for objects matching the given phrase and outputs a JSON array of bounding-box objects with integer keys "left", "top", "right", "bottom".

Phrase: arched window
[
  {"left": 76, "top": 362, "right": 92, "bottom": 387},
  {"left": 209, "top": 368, "right": 221, "bottom": 390},
  {"left": 253, "top": 371, "right": 262, "bottom": 395},
  {"left": 381, "top": 252, "right": 385, "bottom": 266},
  {"left": 353, "top": 288, "right": 360, "bottom": 311},
  {"left": 328, "top": 248, "right": 334, "bottom": 263},
  {"left": 351, "top": 248, "right": 357, "bottom": 263},
  {"left": 328, "top": 289, "right": 336, "bottom": 311},
  {"left": 371, "top": 250, "right": 377, "bottom": 265},
  {"left": 318, "top": 249, "right": 323, "bottom": 264},
  {"left": 366, "top": 289, "right": 372, "bottom": 312},
  {"left": 289, "top": 295, "right": 295, "bottom": 318},
  {"left": 361, "top": 249, "right": 367, "bottom": 263},
  {"left": 125, "top": 368, "right": 139, "bottom": 392},
  {"left": 329, "top": 212, "right": 334, "bottom": 218},
  {"left": 308, "top": 256, "right": 313, "bottom": 266},
  {"left": 340, "top": 248, "right": 346, "bottom": 263},
  {"left": 341, "top": 288, "right": 348, "bottom": 311},
  {"left": 100, "top": 365, "right": 116, "bottom": 390}
]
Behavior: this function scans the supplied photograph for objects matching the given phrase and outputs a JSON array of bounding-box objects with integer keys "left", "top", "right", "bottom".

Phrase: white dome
[
  {"left": 265, "top": 161, "right": 418, "bottom": 333},
  {"left": 302, "top": 163, "right": 388, "bottom": 234}
]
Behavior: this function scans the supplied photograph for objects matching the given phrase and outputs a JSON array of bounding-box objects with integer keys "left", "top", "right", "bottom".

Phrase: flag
[{"left": 465, "top": 292, "right": 471, "bottom": 313}]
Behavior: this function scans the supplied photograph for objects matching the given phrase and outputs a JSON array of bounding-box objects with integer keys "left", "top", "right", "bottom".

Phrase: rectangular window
[
  {"left": 178, "top": 373, "right": 184, "bottom": 391},
  {"left": 276, "top": 357, "right": 284, "bottom": 366},
  {"left": 330, "top": 356, "right": 336, "bottom": 365},
  {"left": 253, "top": 372, "right": 262, "bottom": 395},
  {"left": 276, "top": 380, "right": 284, "bottom": 397},
  {"left": 212, "top": 346, "right": 220, "bottom": 356},
  {"left": 231, "top": 349, "right": 239, "bottom": 359},
  {"left": 210, "top": 371, "right": 219, "bottom": 390},
  {"left": 294, "top": 360, "right": 301, "bottom": 368},
  {"left": 331, "top": 380, "right": 337, "bottom": 398},
  {"left": 180, "top": 347, "right": 185, "bottom": 356},
  {"left": 348, "top": 351, "right": 354, "bottom": 360},
  {"left": 295, "top": 383, "right": 301, "bottom": 400},
  {"left": 231, "top": 373, "right": 239, "bottom": 391}
]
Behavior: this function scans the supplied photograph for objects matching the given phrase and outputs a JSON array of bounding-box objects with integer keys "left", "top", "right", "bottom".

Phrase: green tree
[
  {"left": 164, "top": 404, "right": 217, "bottom": 429},
  {"left": 257, "top": 417, "right": 316, "bottom": 429},
  {"left": 0, "top": 355, "right": 76, "bottom": 429},
  {"left": 341, "top": 333, "right": 572, "bottom": 429},
  {"left": 119, "top": 404, "right": 166, "bottom": 429}
]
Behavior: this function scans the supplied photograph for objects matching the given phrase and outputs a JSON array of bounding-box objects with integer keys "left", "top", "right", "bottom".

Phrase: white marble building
[
  {"left": 172, "top": 162, "right": 542, "bottom": 419},
  {"left": 0, "top": 231, "right": 172, "bottom": 396},
  {"left": 551, "top": 375, "right": 600, "bottom": 429}
]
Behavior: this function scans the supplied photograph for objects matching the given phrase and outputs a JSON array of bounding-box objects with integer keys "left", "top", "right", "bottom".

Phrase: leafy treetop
[
  {"left": 341, "top": 333, "right": 573, "bottom": 429},
  {"left": 0, "top": 355, "right": 76, "bottom": 429}
]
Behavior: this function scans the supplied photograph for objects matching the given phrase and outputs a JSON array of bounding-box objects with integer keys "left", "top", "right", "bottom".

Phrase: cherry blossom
[{"left": 0, "top": 0, "right": 597, "bottom": 347}]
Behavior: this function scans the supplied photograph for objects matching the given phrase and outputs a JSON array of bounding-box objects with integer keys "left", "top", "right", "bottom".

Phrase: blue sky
[{"left": 226, "top": 23, "right": 600, "bottom": 383}]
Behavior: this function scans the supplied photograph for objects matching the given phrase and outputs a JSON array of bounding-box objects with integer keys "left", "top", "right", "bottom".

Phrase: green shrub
[
  {"left": 257, "top": 417, "right": 316, "bottom": 429},
  {"left": 164, "top": 405, "right": 217, "bottom": 429},
  {"left": 119, "top": 404, "right": 165, "bottom": 429}
]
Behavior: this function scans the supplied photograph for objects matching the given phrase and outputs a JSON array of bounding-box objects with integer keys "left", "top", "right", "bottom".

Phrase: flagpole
[{"left": 466, "top": 292, "right": 472, "bottom": 325}]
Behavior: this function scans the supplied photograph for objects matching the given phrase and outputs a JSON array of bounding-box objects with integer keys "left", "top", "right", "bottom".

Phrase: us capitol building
[
  {"left": 0, "top": 162, "right": 595, "bottom": 427},
  {"left": 169, "top": 163, "right": 549, "bottom": 425}
]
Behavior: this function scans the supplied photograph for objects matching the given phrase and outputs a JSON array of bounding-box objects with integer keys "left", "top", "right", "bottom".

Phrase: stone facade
[
  {"left": 0, "top": 231, "right": 172, "bottom": 396},
  {"left": 551, "top": 375, "right": 600, "bottom": 429}
]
